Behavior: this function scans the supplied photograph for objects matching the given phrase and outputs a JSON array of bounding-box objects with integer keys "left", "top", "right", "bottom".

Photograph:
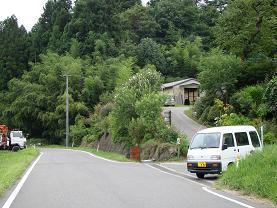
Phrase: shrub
[
  {"left": 70, "top": 117, "right": 89, "bottom": 146},
  {"left": 264, "top": 132, "right": 277, "bottom": 145},
  {"left": 158, "top": 125, "right": 178, "bottom": 143},
  {"left": 263, "top": 76, "right": 277, "bottom": 118},
  {"left": 110, "top": 67, "right": 163, "bottom": 146},
  {"left": 199, "top": 106, "right": 211, "bottom": 124},
  {"left": 218, "top": 113, "right": 251, "bottom": 126},
  {"left": 179, "top": 135, "right": 189, "bottom": 156},
  {"left": 230, "top": 85, "right": 264, "bottom": 118},
  {"left": 193, "top": 95, "right": 213, "bottom": 119},
  {"left": 99, "top": 103, "right": 114, "bottom": 118},
  {"left": 27, "top": 138, "right": 48, "bottom": 146}
]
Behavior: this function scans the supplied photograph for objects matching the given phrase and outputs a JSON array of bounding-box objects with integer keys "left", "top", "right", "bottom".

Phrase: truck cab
[
  {"left": 9, "top": 131, "right": 27, "bottom": 149},
  {"left": 1, "top": 125, "right": 27, "bottom": 151}
]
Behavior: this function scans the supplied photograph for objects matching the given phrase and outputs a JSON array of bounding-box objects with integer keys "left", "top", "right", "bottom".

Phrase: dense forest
[{"left": 0, "top": 0, "right": 276, "bottom": 147}]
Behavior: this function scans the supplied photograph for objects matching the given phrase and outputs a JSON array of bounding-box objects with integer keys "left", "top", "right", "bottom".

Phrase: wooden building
[{"left": 161, "top": 78, "right": 200, "bottom": 105}]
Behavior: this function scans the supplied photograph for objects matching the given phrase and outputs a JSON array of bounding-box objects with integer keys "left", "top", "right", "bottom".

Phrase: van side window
[
  {"left": 223, "top": 133, "right": 234, "bottom": 147},
  {"left": 249, "top": 131, "right": 260, "bottom": 147},
  {"left": 235, "top": 132, "right": 249, "bottom": 146}
]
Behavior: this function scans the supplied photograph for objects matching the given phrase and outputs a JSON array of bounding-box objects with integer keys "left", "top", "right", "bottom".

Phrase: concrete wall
[
  {"left": 173, "top": 86, "right": 184, "bottom": 104},
  {"left": 162, "top": 88, "right": 174, "bottom": 95}
]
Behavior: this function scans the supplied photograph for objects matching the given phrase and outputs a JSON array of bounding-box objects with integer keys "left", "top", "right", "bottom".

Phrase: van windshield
[{"left": 190, "top": 133, "right": 221, "bottom": 149}]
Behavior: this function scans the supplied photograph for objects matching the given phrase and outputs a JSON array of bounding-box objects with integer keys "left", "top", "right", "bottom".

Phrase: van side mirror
[{"left": 222, "top": 144, "right": 228, "bottom": 150}]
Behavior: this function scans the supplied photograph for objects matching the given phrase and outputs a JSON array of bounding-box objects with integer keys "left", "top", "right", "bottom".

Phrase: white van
[{"left": 187, "top": 125, "right": 262, "bottom": 178}]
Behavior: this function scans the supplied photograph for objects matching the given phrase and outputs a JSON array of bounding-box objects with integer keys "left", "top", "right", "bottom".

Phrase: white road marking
[
  {"left": 78, "top": 150, "right": 121, "bottom": 163},
  {"left": 160, "top": 162, "right": 186, "bottom": 165},
  {"left": 2, "top": 153, "right": 43, "bottom": 208},
  {"left": 202, "top": 187, "right": 255, "bottom": 208},
  {"left": 157, "top": 163, "right": 214, "bottom": 184},
  {"left": 58, "top": 148, "right": 136, "bottom": 164},
  {"left": 145, "top": 164, "right": 205, "bottom": 187},
  {"left": 146, "top": 164, "right": 256, "bottom": 208}
]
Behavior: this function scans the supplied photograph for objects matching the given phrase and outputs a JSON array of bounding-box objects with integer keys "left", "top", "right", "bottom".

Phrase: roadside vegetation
[
  {"left": 0, "top": 0, "right": 275, "bottom": 161},
  {"left": 81, "top": 148, "right": 132, "bottom": 162},
  {"left": 217, "top": 145, "right": 277, "bottom": 204},
  {"left": 0, "top": 148, "right": 38, "bottom": 196}
]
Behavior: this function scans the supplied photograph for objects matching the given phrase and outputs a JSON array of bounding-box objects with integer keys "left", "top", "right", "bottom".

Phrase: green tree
[
  {"left": 118, "top": 4, "right": 159, "bottom": 43},
  {"left": 263, "top": 76, "right": 277, "bottom": 118},
  {"left": 1, "top": 52, "right": 89, "bottom": 143},
  {"left": 110, "top": 66, "right": 163, "bottom": 146},
  {"left": 197, "top": 49, "right": 242, "bottom": 103},
  {"left": 0, "top": 16, "right": 29, "bottom": 90},
  {"left": 129, "top": 93, "right": 164, "bottom": 144},
  {"left": 166, "top": 37, "right": 203, "bottom": 77},
  {"left": 136, "top": 38, "right": 166, "bottom": 73},
  {"left": 152, "top": 0, "right": 200, "bottom": 43},
  {"left": 238, "top": 54, "right": 276, "bottom": 87},
  {"left": 230, "top": 85, "right": 264, "bottom": 118},
  {"left": 30, "top": 0, "right": 72, "bottom": 57},
  {"left": 82, "top": 76, "right": 104, "bottom": 107},
  {"left": 214, "top": 0, "right": 276, "bottom": 60},
  {"left": 197, "top": 0, "right": 222, "bottom": 50}
]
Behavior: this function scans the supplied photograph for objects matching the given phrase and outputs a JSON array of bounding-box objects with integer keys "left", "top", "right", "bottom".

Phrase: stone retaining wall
[{"left": 88, "top": 134, "right": 178, "bottom": 161}]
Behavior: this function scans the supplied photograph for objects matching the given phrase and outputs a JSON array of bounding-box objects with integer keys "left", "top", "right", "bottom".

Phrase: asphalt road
[
  {"left": 164, "top": 107, "right": 205, "bottom": 140},
  {"left": 0, "top": 149, "right": 272, "bottom": 208}
]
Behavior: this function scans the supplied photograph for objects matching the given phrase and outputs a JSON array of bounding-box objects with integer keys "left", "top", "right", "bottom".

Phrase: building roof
[{"left": 161, "top": 78, "right": 199, "bottom": 89}]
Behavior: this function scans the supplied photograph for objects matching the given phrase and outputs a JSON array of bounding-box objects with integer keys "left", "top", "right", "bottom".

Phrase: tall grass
[
  {"left": 218, "top": 145, "right": 277, "bottom": 204},
  {"left": 0, "top": 148, "right": 38, "bottom": 195}
]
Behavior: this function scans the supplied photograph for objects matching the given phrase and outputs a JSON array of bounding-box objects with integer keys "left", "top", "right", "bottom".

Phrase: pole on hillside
[
  {"left": 261, "top": 125, "right": 264, "bottom": 147},
  {"left": 63, "top": 74, "right": 70, "bottom": 148},
  {"left": 66, "top": 74, "right": 69, "bottom": 148}
]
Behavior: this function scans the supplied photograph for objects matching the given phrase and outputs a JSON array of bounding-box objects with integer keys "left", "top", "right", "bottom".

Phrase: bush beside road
[
  {"left": 217, "top": 145, "right": 277, "bottom": 205},
  {"left": 0, "top": 148, "right": 38, "bottom": 196}
]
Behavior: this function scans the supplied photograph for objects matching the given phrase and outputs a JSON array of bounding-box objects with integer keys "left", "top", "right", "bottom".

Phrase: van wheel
[
  {"left": 227, "top": 163, "right": 234, "bottom": 170},
  {"left": 11, "top": 145, "right": 20, "bottom": 152},
  {"left": 196, "top": 173, "right": 205, "bottom": 179}
]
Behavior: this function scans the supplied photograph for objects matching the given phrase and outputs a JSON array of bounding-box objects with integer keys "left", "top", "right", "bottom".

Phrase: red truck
[{"left": 0, "top": 125, "right": 27, "bottom": 151}]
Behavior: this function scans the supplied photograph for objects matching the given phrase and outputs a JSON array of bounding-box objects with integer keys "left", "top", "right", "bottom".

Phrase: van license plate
[{"left": 197, "top": 162, "right": 206, "bottom": 167}]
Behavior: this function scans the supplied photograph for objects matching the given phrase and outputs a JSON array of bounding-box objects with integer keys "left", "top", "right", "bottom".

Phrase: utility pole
[{"left": 63, "top": 74, "right": 70, "bottom": 147}]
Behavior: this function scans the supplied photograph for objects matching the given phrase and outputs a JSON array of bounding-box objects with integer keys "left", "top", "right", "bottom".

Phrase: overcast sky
[{"left": 0, "top": 0, "right": 149, "bottom": 31}]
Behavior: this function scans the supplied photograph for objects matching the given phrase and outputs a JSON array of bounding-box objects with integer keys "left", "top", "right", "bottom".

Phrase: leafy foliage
[
  {"left": 110, "top": 67, "right": 165, "bottom": 146},
  {"left": 198, "top": 49, "right": 242, "bottom": 101},
  {"left": 0, "top": 0, "right": 275, "bottom": 147},
  {"left": 0, "top": 16, "right": 29, "bottom": 90},
  {"left": 136, "top": 38, "right": 166, "bottom": 73},
  {"left": 214, "top": 0, "right": 276, "bottom": 60},
  {"left": 263, "top": 76, "right": 277, "bottom": 118},
  {"left": 218, "top": 113, "right": 252, "bottom": 126},
  {"left": 166, "top": 37, "right": 203, "bottom": 77},
  {"left": 231, "top": 85, "right": 264, "bottom": 118}
]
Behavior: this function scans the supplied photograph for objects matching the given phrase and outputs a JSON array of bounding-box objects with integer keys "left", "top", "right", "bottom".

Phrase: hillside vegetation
[
  {"left": 218, "top": 145, "right": 277, "bottom": 204},
  {"left": 0, "top": 0, "right": 276, "bottom": 150}
]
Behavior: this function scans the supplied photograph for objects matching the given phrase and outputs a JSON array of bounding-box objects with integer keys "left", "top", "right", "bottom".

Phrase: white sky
[{"left": 0, "top": 0, "right": 149, "bottom": 32}]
